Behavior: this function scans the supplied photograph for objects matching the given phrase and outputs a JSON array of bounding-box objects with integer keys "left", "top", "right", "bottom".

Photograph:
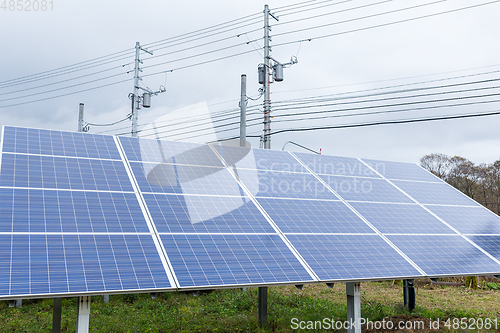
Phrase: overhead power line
[
  {"left": 0, "top": 79, "right": 130, "bottom": 109},
  {"left": 272, "top": 0, "right": 446, "bottom": 38},
  {"left": 274, "top": 0, "right": 394, "bottom": 27},
  {"left": 0, "top": 49, "right": 134, "bottom": 87},
  {"left": 272, "top": 0, "right": 500, "bottom": 47},
  {"left": 215, "top": 110, "right": 500, "bottom": 142},
  {"left": 268, "top": 110, "right": 500, "bottom": 135},
  {"left": 273, "top": 0, "right": 352, "bottom": 15}
]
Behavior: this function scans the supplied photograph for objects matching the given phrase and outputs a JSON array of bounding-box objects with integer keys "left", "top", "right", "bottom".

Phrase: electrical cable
[
  {"left": 143, "top": 12, "right": 261, "bottom": 49},
  {"left": 147, "top": 20, "right": 262, "bottom": 55},
  {"left": 273, "top": 0, "right": 352, "bottom": 14},
  {"left": 272, "top": 79, "right": 500, "bottom": 112},
  {"left": 85, "top": 114, "right": 132, "bottom": 127},
  {"left": 0, "top": 72, "right": 128, "bottom": 103},
  {"left": 0, "top": 66, "right": 128, "bottom": 97},
  {"left": 272, "top": 72, "right": 500, "bottom": 106},
  {"left": 215, "top": 110, "right": 500, "bottom": 141},
  {"left": 0, "top": 79, "right": 130, "bottom": 109},
  {"left": 274, "top": 0, "right": 394, "bottom": 27},
  {"left": 272, "top": 0, "right": 500, "bottom": 48},
  {"left": 273, "top": 66, "right": 500, "bottom": 96},
  {"left": 272, "top": 97, "right": 500, "bottom": 124},
  {"left": 272, "top": 0, "right": 447, "bottom": 38},
  {"left": 0, "top": 53, "right": 134, "bottom": 89}
]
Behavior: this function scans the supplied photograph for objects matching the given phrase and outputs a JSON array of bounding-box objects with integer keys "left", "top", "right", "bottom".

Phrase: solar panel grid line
[
  {"left": 157, "top": 232, "right": 279, "bottom": 235},
  {"left": 384, "top": 178, "right": 443, "bottom": 184},
  {"left": 466, "top": 234, "right": 500, "bottom": 236},
  {"left": 0, "top": 151, "right": 125, "bottom": 162},
  {"left": 282, "top": 233, "right": 379, "bottom": 235},
  {"left": 209, "top": 145, "right": 320, "bottom": 282},
  {"left": 356, "top": 158, "right": 500, "bottom": 271},
  {"left": 422, "top": 203, "right": 480, "bottom": 208},
  {"left": 340, "top": 200, "right": 423, "bottom": 205},
  {"left": 0, "top": 232, "right": 153, "bottom": 235},
  {"left": 0, "top": 126, "right": 5, "bottom": 179},
  {"left": 113, "top": 135, "right": 179, "bottom": 290},
  {"left": 242, "top": 196, "right": 342, "bottom": 202},
  {"left": 0, "top": 186, "right": 135, "bottom": 194},
  {"left": 289, "top": 152, "right": 428, "bottom": 277},
  {"left": 140, "top": 192, "right": 255, "bottom": 199}
]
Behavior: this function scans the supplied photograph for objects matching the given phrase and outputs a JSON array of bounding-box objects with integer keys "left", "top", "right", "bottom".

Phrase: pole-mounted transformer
[
  {"left": 273, "top": 63, "right": 283, "bottom": 82},
  {"left": 258, "top": 64, "right": 265, "bottom": 85},
  {"left": 142, "top": 93, "right": 151, "bottom": 108}
]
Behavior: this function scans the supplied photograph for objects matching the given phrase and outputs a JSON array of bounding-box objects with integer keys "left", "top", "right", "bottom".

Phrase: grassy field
[{"left": 1, "top": 278, "right": 500, "bottom": 332}]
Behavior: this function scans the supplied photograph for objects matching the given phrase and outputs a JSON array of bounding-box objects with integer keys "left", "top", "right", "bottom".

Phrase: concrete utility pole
[
  {"left": 131, "top": 42, "right": 153, "bottom": 138},
  {"left": 240, "top": 74, "right": 247, "bottom": 147},
  {"left": 263, "top": 5, "right": 271, "bottom": 149},
  {"left": 78, "top": 103, "right": 84, "bottom": 132},
  {"left": 259, "top": 5, "right": 279, "bottom": 322}
]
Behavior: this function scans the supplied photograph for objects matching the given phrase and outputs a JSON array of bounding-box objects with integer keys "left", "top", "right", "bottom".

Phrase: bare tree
[{"left": 420, "top": 153, "right": 450, "bottom": 179}]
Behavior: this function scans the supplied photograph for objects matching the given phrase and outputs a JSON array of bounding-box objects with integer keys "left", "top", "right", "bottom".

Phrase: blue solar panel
[
  {"left": 319, "top": 175, "right": 414, "bottom": 203},
  {"left": 0, "top": 153, "right": 133, "bottom": 191},
  {"left": 2, "top": 126, "right": 121, "bottom": 160},
  {"left": 119, "top": 136, "right": 223, "bottom": 166},
  {"left": 4, "top": 125, "right": 500, "bottom": 297},
  {"left": 361, "top": 158, "right": 440, "bottom": 182},
  {"left": 0, "top": 188, "right": 149, "bottom": 233},
  {"left": 425, "top": 205, "right": 500, "bottom": 234},
  {"left": 257, "top": 198, "right": 373, "bottom": 233},
  {"left": 237, "top": 169, "right": 338, "bottom": 199},
  {"left": 128, "top": 162, "right": 245, "bottom": 196},
  {"left": 387, "top": 235, "right": 500, "bottom": 276},
  {"left": 294, "top": 153, "right": 380, "bottom": 178},
  {"left": 392, "top": 180, "right": 480, "bottom": 206},
  {"left": 469, "top": 236, "right": 500, "bottom": 260},
  {"left": 161, "top": 234, "right": 314, "bottom": 288},
  {"left": 350, "top": 202, "right": 455, "bottom": 234},
  {"left": 143, "top": 194, "right": 275, "bottom": 233},
  {"left": 0, "top": 234, "right": 172, "bottom": 297},
  {"left": 286, "top": 234, "right": 422, "bottom": 281}
]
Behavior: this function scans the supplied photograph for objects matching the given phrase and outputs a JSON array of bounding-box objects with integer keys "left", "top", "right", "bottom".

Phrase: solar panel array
[{"left": 2, "top": 125, "right": 500, "bottom": 299}]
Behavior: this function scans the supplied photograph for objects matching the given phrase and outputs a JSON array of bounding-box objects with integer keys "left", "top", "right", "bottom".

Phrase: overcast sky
[{"left": 1, "top": 0, "right": 500, "bottom": 164}]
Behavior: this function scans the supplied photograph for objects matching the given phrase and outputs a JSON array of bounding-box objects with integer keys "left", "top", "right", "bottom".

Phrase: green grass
[{"left": 0, "top": 283, "right": 498, "bottom": 332}]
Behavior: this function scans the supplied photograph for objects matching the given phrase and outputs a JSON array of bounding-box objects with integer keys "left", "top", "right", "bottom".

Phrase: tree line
[{"left": 420, "top": 153, "right": 500, "bottom": 215}]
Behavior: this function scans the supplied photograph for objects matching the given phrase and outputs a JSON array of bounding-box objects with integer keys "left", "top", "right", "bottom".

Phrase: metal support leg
[
  {"left": 52, "top": 298, "right": 62, "bottom": 333},
  {"left": 403, "top": 279, "right": 415, "bottom": 311},
  {"left": 8, "top": 300, "right": 15, "bottom": 307},
  {"left": 258, "top": 286, "right": 268, "bottom": 324},
  {"left": 16, "top": 299, "right": 22, "bottom": 307},
  {"left": 346, "top": 282, "right": 361, "bottom": 333},
  {"left": 151, "top": 293, "right": 157, "bottom": 299},
  {"left": 102, "top": 295, "right": 109, "bottom": 303},
  {"left": 76, "top": 296, "right": 91, "bottom": 333}
]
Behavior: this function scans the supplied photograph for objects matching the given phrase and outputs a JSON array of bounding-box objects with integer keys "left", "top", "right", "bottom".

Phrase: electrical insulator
[
  {"left": 273, "top": 63, "right": 283, "bottom": 82},
  {"left": 142, "top": 93, "right": 151, "bottom": 108},
  {"left": 258, "top": 64, "right": 265, "bottom": 84}
]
